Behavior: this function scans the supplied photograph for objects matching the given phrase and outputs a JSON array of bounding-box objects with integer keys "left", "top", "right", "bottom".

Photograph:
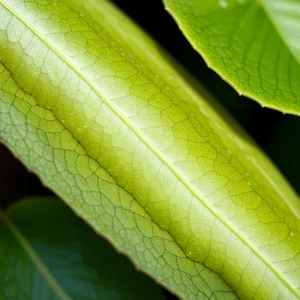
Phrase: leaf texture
[
  {"left": 262, "top": 0, "right": 300, "bottom": 65},
  {"left": 0, "top": 0, "right": 300, "bottom": 299},
  {"left": 0, "top": 198, "right": 166, "bottom": 299},
  {"left": 164, "top": 0, "right": 300, "bottom": 115}
]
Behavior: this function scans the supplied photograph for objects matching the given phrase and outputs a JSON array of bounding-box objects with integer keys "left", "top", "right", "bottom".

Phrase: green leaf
[
  {"left": 164, "top": 0, "right": 300, "bottom": 115},
  {"left": 0, "top": 0, "right": 300, "bottom": 299},
  {"left": 0, "top": 198, "right": 165, "bottom": 299},
  {"left": 262, "top": 0, "right": 300, "bottom": 65}
]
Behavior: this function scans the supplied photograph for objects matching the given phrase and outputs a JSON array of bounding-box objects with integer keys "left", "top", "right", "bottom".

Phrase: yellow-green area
[{"left": 0, "top": 0, "right": 300, "bottom": 299}]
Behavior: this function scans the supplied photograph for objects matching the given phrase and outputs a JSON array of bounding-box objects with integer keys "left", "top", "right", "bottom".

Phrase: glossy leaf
[
  {"left": 164, "top": 0, "right": 300, "bottom": 114},
  {"left": 0, "top": 198, "right": 165, "bottom": 299},
  {"left": 0, "top": 0, "right": 300, "bottom": 299},
  {"left": 263, "top": 0, "right": 300, "bottom": 64}
]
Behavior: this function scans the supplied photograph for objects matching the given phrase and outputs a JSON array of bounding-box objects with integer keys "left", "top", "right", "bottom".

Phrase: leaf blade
[
  {"left": 164, "top": 0, "right": 300, "bottom": 115},
  {"left": 2, "top": 210, "right": 71, "bottom": 300},
  {"left": 0, "top": 0, "right": 300, "bottom": 299},
  {"left": 0, "top": 198, "right": 166, "bottom": 299},
  {"left": 261, "top": 0, "right": 300, "bottom": 65}
]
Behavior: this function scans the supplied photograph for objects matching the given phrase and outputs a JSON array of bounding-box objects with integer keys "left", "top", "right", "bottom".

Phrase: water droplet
[
  {"left": 227, "top": 149, "right": 232, "bottom": 155},
  {"left": 248, "top": 181, "right": 251, "bottom": 186},
  {"left": 80, "top": 13, "right": 84, "bottom": 17},
  {"left": 290, "top": 232, "right": 294, "bottom": 237}
]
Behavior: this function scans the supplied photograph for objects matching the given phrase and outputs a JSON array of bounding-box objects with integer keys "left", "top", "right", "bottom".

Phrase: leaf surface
[
  {"left": 262, "top": 0, "right": 300, "bottom": 64},
  {"left": 164, "top": 0, "right": 300, "bottom": 114},
  {"left": 0, "top": 198, "right": 165, "bottom": 299},
  {"left": 0, "top": 0, "right": 300, "bottom": 299}
]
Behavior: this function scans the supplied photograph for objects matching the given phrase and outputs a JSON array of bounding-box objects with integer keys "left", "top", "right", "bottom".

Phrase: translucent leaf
[{"left": 0, "top": 0, "right": 300, "bottom": 298}]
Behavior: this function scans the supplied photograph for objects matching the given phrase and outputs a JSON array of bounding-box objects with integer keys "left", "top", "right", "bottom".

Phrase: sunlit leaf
[
  {"left": 0, "top": 0, "right": 300, "bottom": 299},
  {"left": 164, "top": 0, "right": 300, "bottom": 115}
]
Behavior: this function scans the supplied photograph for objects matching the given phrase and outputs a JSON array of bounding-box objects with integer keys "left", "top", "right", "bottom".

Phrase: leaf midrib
[
  {"left": 1, "top": 1, "right": 298, "bottom": 297},
  {"left": 0, "top": 65, "right": 237, "bottom": 299},
  {"left": 2, "top": 213, "right": 70, "bottom": 300}
]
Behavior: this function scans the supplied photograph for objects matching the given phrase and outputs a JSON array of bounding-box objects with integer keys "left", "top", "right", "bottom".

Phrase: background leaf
[
  {"left": 0, "top": 198, "right": 166, "bottom": 299},
  {"left": 262, "top": 0, "right": 300, "bottom": 64},
  {"left": 0, "top": 0, "right": 300, "bottom": 299},
  {"left": 164, "top": 0, "right": 300, "bottom": 114}
]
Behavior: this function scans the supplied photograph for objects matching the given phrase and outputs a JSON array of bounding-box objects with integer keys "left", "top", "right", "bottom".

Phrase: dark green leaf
[{"left": 0, "top": 198, "right": 165, "bottom": 299}]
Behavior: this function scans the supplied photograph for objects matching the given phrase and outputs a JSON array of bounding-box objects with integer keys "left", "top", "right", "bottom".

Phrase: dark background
[{"left": 1, "top": 1, "right": 299, "bottom": 298}]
